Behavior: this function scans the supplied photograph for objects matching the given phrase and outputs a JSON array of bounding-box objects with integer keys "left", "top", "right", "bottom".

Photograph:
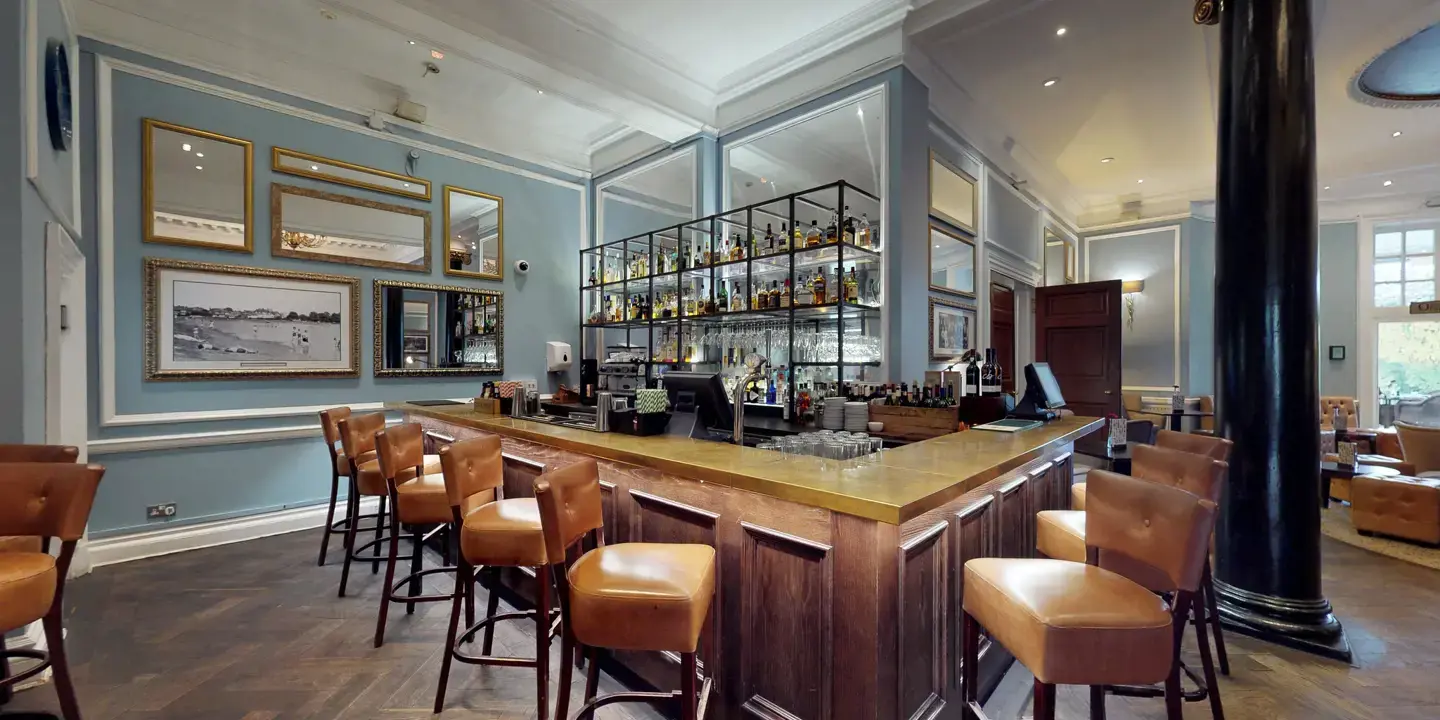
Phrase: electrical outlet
[
  {"left": 521, "top": 379, "right": 538, "bottom": 394},
  {"left": 146, "top": 502, "right": 177, "bottom": 521}
]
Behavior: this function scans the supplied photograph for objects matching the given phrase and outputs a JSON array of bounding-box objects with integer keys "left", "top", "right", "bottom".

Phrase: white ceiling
[{"left": 913, "top": 0, "right": 1440, "bottom": 224}]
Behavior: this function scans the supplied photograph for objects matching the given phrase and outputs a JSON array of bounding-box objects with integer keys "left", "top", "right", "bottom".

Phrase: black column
[{"left": 1208, "top": 0, "right": 1349, "bottom": 661}]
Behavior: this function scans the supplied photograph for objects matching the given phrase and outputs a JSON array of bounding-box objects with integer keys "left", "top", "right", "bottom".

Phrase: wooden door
[
  {"left": 1036, "top": 280, "right": 1123, "bottom": 427},
  {"left": 989, "top": 283, "right": 1016, "bottom": 394}
]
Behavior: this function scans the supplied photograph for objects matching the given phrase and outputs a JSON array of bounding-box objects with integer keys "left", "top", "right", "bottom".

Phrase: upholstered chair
[
  {"left": 1320, "top": 396, "right": 1359, "bottom": 428},
  {"left": 1395, "top": 422, "right": 1440, "bottom": 478}
]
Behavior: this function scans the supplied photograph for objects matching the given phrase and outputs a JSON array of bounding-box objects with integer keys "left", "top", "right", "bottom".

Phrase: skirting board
[{"left": 86, "top": 497, "right": 380, "bottom": 568}]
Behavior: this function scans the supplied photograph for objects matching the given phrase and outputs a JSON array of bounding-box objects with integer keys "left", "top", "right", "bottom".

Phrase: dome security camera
[{"left": 514, "top": 259, "right": 531, "bottom": 274}]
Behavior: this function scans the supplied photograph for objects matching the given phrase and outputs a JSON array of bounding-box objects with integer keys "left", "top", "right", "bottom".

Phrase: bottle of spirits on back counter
[
  {"left": 965, "top": 353, "right": 980, "bottom": 397},
  {"left": 982, "top": 348, "right": 1003, "bottom": 396}
]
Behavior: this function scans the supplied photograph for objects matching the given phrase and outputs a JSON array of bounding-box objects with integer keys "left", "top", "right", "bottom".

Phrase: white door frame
[{"left": 45, "top": 221, "right": 90, "bottom": 576}]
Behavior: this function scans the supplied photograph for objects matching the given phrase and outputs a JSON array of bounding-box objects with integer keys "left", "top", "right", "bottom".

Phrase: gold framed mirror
[
  {"left": 271, "top": 183, "right": 431, "bottom": 273},
  {"left": 143, "top": 119, "right": 254, "bottom": 253},
  {"left": 373, "top": 279, "right": 503, "bottom": 377},
  {"left": 272, "top": 147, "right": 430, "bottom": 201},
  {"left": 444, "top": 186, "right": 504, "bottom": 280},
  {"left": 928, "top": 151, "right": 977, "bottom": 235},
  {"left": 929, "top": 222, "right": 977, "bottom": 298}
]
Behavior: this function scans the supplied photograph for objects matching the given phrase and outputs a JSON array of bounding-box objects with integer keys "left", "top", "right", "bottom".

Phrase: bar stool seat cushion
[
  {"left": 356, "top": 454, "right": 442, "bottom": 496},
  {"left": 393, "top": 472, "right": 452, "bottom": 524},
  {"left": 963, "top": 558, "right": 1173, "bottom": 686},
  {"left": 335, "top": 449, "right": 376, "bottom": 477},
  {"left": 1072, "top": 483, "right": 1086, "bottom": 510},
  {"left": 0, "top": 536, "right": 41, "bottom": 554},
  {"left": 567, "top": 543, "right": 716, "bottom": 654},
  {"left": 0, "top": 552, "right": 56, "bottom": 634},
  {"left": 460, "top": 498, "right": 544, "bottom": 566}
]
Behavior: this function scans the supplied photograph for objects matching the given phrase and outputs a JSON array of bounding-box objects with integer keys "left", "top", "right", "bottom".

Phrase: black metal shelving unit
[{"left": 581, "top": 180, "right": 884, "bottom": 417}]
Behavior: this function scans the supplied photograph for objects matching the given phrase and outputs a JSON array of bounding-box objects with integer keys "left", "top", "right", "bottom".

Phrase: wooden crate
[
  {"left": 473, "top": 397, "right": 502, "bottom": 415},
  {"left": 867, "top": 405, "right": 959, "bottom": 442}
]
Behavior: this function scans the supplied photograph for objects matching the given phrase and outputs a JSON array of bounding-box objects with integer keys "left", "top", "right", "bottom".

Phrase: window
[
  {"left": 1374, "top": 227, "right": 1435, "bottom": 307},
  {"left": 1378, "top": 321, "right": 1440, "bottom": 426}
]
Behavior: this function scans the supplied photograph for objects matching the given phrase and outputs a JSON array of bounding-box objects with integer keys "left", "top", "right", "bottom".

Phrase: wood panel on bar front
[{"left": 407, "top": 406, "right": 1092, "bottom": 720}]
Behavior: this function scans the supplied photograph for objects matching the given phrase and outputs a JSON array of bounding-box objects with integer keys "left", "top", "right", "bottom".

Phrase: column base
[{"left": 1213, "top": 578, "right": 1352, "bottom": 663}]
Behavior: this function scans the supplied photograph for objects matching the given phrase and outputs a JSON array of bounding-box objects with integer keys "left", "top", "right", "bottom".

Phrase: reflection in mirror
[
  {"left": 444, "top": 186, "right": 503, "bottom": 279},
  {"left": 599, "top": 149, "right": 696, "bottom": 243},
  {"left": 930, "top": 153, "right": 976, "bottom": 235},
  {"left": 930, "top": 224, "right": 976, "bottom": 297},
  {"left": 273, "top": 147, "right": 430, "bottom": 201},
  {"left": 1044, "top": 228, "right": 1076, "bottom": 285},
  {"left": 271, "top": 184, "right": 431, "bottom": 273},
  {"left": 727, "top": 91, "right": 883, "bottom": 208},
  {"left": 375, "top": 280, "right": 503, "bottom": 376},
  {"left": 144, "top": 119, "right": 253, "bottom": 252}
]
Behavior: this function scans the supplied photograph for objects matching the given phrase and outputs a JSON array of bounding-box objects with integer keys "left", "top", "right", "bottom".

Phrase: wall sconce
[{"left": 1121, "top": 279, "right": 1145, "bottom": 330}]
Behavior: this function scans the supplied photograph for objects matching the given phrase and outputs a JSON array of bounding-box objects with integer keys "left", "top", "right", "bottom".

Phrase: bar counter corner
[{"left": 392, "top": 401, "right": 1100, "bottom": 720}]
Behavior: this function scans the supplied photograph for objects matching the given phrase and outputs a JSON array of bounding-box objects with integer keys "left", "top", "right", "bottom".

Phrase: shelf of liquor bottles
[{"left": 580, "top": 180, "right": 884, "bottom": 414}]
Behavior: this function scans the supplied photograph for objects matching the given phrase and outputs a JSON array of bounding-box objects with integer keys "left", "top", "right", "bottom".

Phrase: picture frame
[
  {"left": 929, "top": 296, "right": 977, "bottom": 360},
  {"left": 272, "top": 147, "right": 431, "bottom": 201},
  {"left": 929, "top": 222, "right": 977, "bottom": 298},
  {"left": 402, "top": 335, "right": 430, "bottom": 354},
  {"left": 928, "top": 150, "right": 977, "bottom": 235},
  {"left": 143, "top": 257, "right": 360, "bottom": 380},
  {"left": 143, "top": 119, "right": 254, "bottom": 253},
  {"left": 1329, "top": 345, "right": 1346, "bottom": 361}
]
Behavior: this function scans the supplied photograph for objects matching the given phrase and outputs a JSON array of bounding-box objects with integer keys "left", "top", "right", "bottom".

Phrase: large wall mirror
[
  {"left": 271, "top": 183, "right": 431, "bottom": 273},
  {"left": 1044, "top": 228, "right": 1076, "bottom": 285},
  {"left": 273, "top": 147, "right": 431, "bottom": 201},
  {"left": 929, "top": 152, "right": 977, "bottom": 235},
  {"left": 444, "top": 186, "right": 504, "bottom": 280},
  {"left": 930, "top": 223, "right": 976, "bottom": 297},
  {"left": 143, "top": 119, "right": 254, "bottom": 252},
  {"left": 374, "top": 280, "right": 503, "bottom": 376}
]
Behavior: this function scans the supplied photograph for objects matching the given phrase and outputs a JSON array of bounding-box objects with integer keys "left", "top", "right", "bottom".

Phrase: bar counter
[{"left": 392, "top": 401, "right": 1100, "bottom": 720}]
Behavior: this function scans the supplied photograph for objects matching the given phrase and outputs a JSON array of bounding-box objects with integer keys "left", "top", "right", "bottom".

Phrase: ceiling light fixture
[
  {"left": 1324, "top": 186, "right": 1331, "bottom": 190},
  {"left": 1100, "top": 157, "right": 1114, "bottom": 163},
  {"left": 1384, "top": 180, "right": 1394, "bottom": 187},
  {"left": 537, "top": 89, "right": 544, "bottom": 94},
  {"left": 195, "top": 153, "right": 204, "bottom": 158},
  {"left": 310, "top": 165, "right": 319, "bottom": 171},
  {"left": 1043, "top": 78, "right": 1059, "bottom": 87},
  {"left": 182, "top": 143, "right": 191, "bottom": 152},
  {"left": 1137, "top": 179, "right": 1145, "bottom": 184},
  {"left": 403, "top": 183, "right": 410, "bottom": 187},
  {"left": 1056, "top": 27, "right": 1068, "bottom": 36},
  {"left": 408, "top": 40, "right": 416, "bottom": 45},
  {"left": 431, "top": 50, "right": 444, "bottom": 60},
  {"left": 1393, "top": 130, "right": 1403, "bottom": 137},
  {"left": 195, "top": 165, "right": 203, "bottom": 170}
]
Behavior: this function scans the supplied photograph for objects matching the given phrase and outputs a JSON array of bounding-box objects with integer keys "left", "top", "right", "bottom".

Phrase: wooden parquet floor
[
  {"left": 4, "top": 530, "right": 665, "bottom": 720},
  {"left": 5, "top": 531, "right": 1439, "bottom": 719}
]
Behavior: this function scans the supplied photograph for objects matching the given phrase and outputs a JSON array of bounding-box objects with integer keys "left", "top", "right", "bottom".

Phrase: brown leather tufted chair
[
  {"left": 965, "top": 469, "right": 1218, "bottom": 720},
  {"left": 1395, "top": 422, "right": 1440, "bottom": 478},
  {"left": 0, "top": 462, "right": 105, "bottom": 720},
  {"left": 1320, "top": 396, "right": 1359, "bottom": 428},
  {"left": 537, "top": 459, "right": 716, "bottom": 720},
  {"left": 0, "top": 445, "right": 79, "bottom": 559}
]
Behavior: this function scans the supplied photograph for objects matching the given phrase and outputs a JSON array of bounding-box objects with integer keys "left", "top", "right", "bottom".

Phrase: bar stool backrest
[
  {"left": 1085, "top": 468, "right": 1217, "bottom": 594},
  {"left": 319, "top": 407, "right": 351, "bottom": 448},
  {"left": 0, "top": 463, "right": 106, "bottom": 541},
  {"left": 375, "top": 423, "right": 425, "bottom": 484},
  {"left": 1155, "top": 430, "right": 1233, "bottom": 462},
  {"left": 337, "top": 412, "right": 386, "bottom": 466},
  {"left": 438, "top": 435, "right": 503, "bottom": 516},
  {"left": 0, "top": 445, "right": 79, "bottom": 463},
  {"left": 1131, "top": 444, "right": 1227, "bottom": 504},
  {"left": 534, "top": 458, "right": 604, "bottom": 565}
]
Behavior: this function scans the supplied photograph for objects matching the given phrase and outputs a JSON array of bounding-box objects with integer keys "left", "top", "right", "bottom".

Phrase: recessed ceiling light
[
  {"left": 1137, "top": 179, "right": 1145, "bottom": 184},
  {"left": 403, "top": 182, "right": 410, "bottom": 187},
  {"left": 310, "top": 164, "right": 319, "bottom": 171},
  {"left": 195, "top": 165, "right": 203, "bottom": 170},
  {"left": 1384, "top": 180, "right": 1394, "bottom": 187},
  {"left": 537, "top": 89, "right": 544, "bottom": 95},
  {"left": 1324, "top": 186, "right": 1331, "bottom": 190},
  {"left": 1056, "top": 27, "right": 1068, "bottom": 36},
  {"left": 1392, "top": 131, "right": 1403, "bottom": 137},
  {"left": 1100, "top": 157, "right": 1114, "bottom": 164},
  {"left": 1043, "top": 78, "right": 1059, "bottom": 87},
  {"left": 195, "top": 153, "right": 204, "bottom": 158},
  {"left": 182, "top": 143, "right": 192, "bottom": 152},
  {"left": 430, "top": 50, "right": 444, "bottom": 60},
  {"left": 408, "top": 40, "right": 416, "bottom": 45}
]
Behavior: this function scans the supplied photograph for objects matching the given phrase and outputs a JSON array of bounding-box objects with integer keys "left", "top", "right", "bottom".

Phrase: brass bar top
[{"left": 390, "top": 402, "right": 1101, "bottom": 525}]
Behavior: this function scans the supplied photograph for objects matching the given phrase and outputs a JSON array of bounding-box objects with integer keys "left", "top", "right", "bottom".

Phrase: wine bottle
[
  {"left": 982, "top": 349, "right": 1002, "bottom": 397},
  {"left": 965, "top": 354, "right": 980, "bottom": 397}
]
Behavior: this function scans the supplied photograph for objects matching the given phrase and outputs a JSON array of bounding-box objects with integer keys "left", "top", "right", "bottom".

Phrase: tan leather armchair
[
  {"left": 1320, "top": 397, "right": 1359, "bottom": 428},
  {"left": 1395, "top": 422, "right": 1440, "bottom": 478},
  {"left": 1122, "top": 391, "right": 1168, "bottom": 426}
]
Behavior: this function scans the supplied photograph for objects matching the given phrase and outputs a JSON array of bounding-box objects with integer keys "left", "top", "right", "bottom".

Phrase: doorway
[{"left": 989, "top": 276, "right": 1034, "bottom": 395}]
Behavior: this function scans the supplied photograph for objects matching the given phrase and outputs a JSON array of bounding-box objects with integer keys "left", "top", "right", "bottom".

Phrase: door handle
[{"left": 1103, "top": 391, "right": 1113, "bottom": 395}]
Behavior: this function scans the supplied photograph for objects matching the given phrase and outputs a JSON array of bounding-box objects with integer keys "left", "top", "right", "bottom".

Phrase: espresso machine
[{"left": 597, "top": 344, "right": 645, "bottom": 400}]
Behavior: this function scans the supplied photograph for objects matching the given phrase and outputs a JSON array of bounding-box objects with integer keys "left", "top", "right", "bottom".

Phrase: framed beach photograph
[
  {"left": 144, "top": 258, "right": 360, "bottom": 380},
  {"left": 929, "top": 296, "right": 976, "bottom": 360}
]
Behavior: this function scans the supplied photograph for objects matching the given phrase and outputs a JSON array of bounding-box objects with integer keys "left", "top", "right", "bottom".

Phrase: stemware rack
[{"left": 580, "top": 179, "right": 884, "bottom": 417}]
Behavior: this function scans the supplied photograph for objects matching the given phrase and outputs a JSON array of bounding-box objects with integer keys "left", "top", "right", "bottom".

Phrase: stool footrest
[
  {"left": 455, "top": 608, "right": 559, "bottom": 646},
  {"left": 386, "top": 566, "right": 461, "bottom": 604},
  {"left": 0, "top": 648, "right": 51, "bottom": 690},
  {"left": 450, "top": 650, "right": 538, "bottom": 668},
  {"left": 1106, "top": 661, "right": 1210, "bottom": 702},
  {"left": 575, "top": 676, "right": 712, "bottom": 720}
]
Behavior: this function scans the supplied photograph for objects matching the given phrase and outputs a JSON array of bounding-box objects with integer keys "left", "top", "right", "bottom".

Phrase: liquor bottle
[
  {"left": 588, "top": 268, "right": 597, "bottom": 286},
  {"left": 795, "top": 276, "right": 812, "bottom": 306},
  {"left": 844, "top": 267, "right": 859, "bottom": 303},
  {"left": 731, "top": 282, "right": 745, "bottom": 312},
  {"left": 764, "top": 224, "right": 776, "bottom": 253},
  {"left": 825, "top": 210, "right": 839, "bottom": 243},
  {"left": 794, "top": 223, "right": 805, "bottom": 248},
  {"left": 842, "top": 206, "right": 856, "bottom": 244},
  {"left": 717, "top": 282, "right": 729, "bottom": 312},
  {"left": 965, "top": 353, "right": 980, "bottom": 397},
  {"left": 780, "top": 278, "right": 792, "bottom": 308},
  {"left": 731, "top": 233, "right": 744, "bottom": 261},
  {"left": 806, "top": 220, "right": 822, "bottom": 247},
  {"left": 778, "top": 223, "right": 790, "bottom": 252},
  {"left": 856, "top": 213, "right": 871, "bottom": 248},
  {"left": 767, "top": 374, "right": 777, "bottom": 404},
  {"left": 768, "top": 280, "right": 780, "bottom": 309},
  {"left": 812, "top": 270, "right": 827, "bottom": 305}
]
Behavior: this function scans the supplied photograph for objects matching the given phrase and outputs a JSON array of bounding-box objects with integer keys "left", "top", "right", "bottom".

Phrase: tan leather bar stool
[
  {"left": 0, "top": 462, "right": 106, "bottom": 720},
  {"left": 335, "top": 412, "right": 441, "bottom": 597},
  {"left": 372, "top": 423, "right": 460, "bottom": 648},
  {"left": 318, "top": 407, "right": 365, "bottom": 566},
  {"left": 536, "top": 459, "right": 715, "bottom": 720},
  {"left": 963, "top": 469, "right": 1218, "bottom": 720},
  {"left": 1038, "top": 443, "right": 1227, "bottom": 720},
  {"left": 433, "top": 435, "right": 560, "bottom": 716}
]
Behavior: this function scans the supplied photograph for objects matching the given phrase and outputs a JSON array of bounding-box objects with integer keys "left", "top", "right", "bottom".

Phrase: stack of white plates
[
  {"left": 844, "top": 401, "right": 870, "bottom": 432},
  {"left": 822, "top": 396, "right": 847, "bottom": 430}
]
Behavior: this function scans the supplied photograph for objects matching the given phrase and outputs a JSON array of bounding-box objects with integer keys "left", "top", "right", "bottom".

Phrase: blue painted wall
[
  {"left": 1318, "top": 222, "right": 1359, "bottom": 398},
  {"left": 81, "top": 45, "right": 584, "bottom": 536},
  {"left": 1085, "top": 225, "right": 1182, "bottom": 389},
  {"left": 1184, "top": 218, "right": 1216, "bottom": 395}
]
